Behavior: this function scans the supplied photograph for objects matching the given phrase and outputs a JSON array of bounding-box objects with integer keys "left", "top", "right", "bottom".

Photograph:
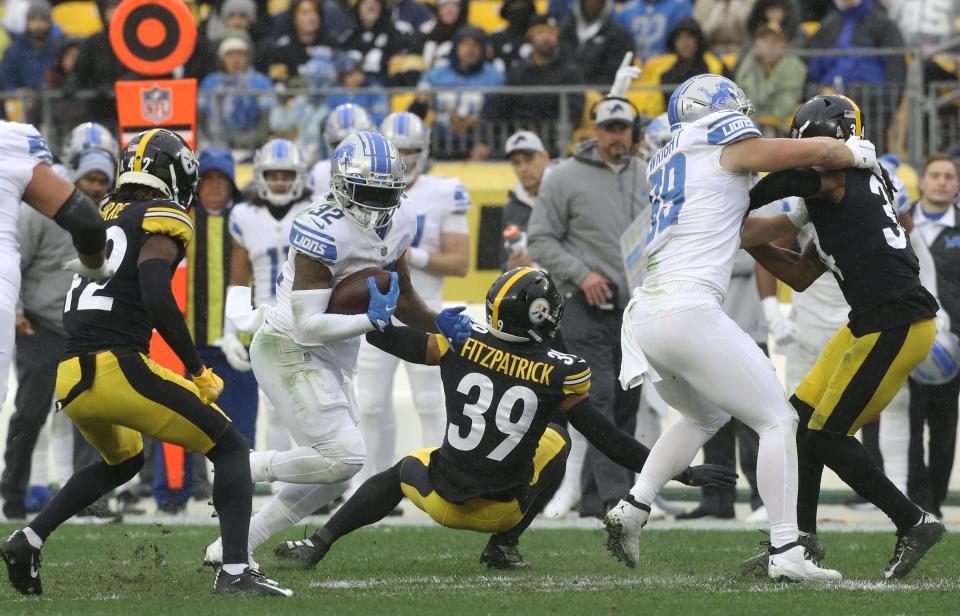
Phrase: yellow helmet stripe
[
  {"left": 491, "top": 267, "right": 537, "bottom": 330},
  {"left": 133, "top": 128, "right": 162, "bottom": 172}
]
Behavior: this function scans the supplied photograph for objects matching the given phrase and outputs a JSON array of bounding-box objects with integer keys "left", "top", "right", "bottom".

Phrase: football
[{"left": 327, "top": 268, "right": 393, "bottom": 315}]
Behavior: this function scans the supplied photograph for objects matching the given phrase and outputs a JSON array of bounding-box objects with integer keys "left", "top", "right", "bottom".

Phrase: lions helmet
[
  {"left": 323, "top": 104, "right": 374, "bottom": 153},
  {"left": 379, "top": 112, "right": 430, "bottom": 186},
  {"left": 879, "top": 153, "right": 909, "bottom": 214},
  {"left": 912, "top": 330, "right": 960, "bottom": 385},
  {"left": 789, "top": 94, "right": 863, "bottom": 141},
  {"left": 330, "top": 131, "right": 405, "bottom": 230},
  {"left": 254, "top": 138, "right": 308, "bottom": 207},
  {"left": 118, "top": 128, "right": 199, "bottom": 209},
  {"left": 642, "top": 112, "right": 672, "bottom": 160},
  {"left": 62, "top": 122, "right": 119, "bottom": 169},
  {"left": 667, "top": 74, "right": 753, "bottom": 125},
  {"left": 485, "top": 267, "right": 563, "bottom": 343}
]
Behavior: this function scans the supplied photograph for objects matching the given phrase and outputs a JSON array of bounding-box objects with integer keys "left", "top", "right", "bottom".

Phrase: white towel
[
  {"left": 225, "top": 285, "right": 267, "bottom": 335},
  {"left": 618, "top": 294, "right": 661, "bottom": 389}
]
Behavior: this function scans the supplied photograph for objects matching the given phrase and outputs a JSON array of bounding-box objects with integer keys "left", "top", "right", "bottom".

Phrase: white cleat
[
  {"left": 768, "top": 544, "right": 842, "bottom": 583},
  {"left": 541, "top": 485, "right": 580, "bottom": 519},
  {"left": 603, "top": 496, "right": 650, "bottom": 568},
  {"left": 202, "top": 537, "right": 259, "bottom": 572}
]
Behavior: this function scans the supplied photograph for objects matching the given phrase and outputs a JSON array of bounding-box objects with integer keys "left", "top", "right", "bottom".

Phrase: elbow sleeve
[
  {"left": 749, "top": 169, "right": 822, "bottom": 210},
  {"left": 290, "top": 289, "right": 373, "bottom": 346},
  {"left": 53, "top": 188, "right": 106, "bottom": 255}
]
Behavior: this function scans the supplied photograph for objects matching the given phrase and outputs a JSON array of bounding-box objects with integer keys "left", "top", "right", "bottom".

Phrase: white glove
[
  {"left": 843, "top": 136, "right": 878, "bottom": 171},
  {"left": 220, "top": 332, "right": 252, "bottom": 372},
  {"left": 610, "top": 52, "right": 641, "bottom": 99},
  {"left": 785, "top": 200, "right": 810, "bottom": 229},
  {"left": 762, "top": 296, "right": 796, "bottom": 348},
  {"left": 62, "top": 258, "right": 115, "bottom": 283}
]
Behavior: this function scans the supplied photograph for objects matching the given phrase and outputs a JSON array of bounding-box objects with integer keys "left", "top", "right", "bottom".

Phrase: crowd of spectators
[{"left": 0, "top": 0, "right": 954, "bottom": 157}]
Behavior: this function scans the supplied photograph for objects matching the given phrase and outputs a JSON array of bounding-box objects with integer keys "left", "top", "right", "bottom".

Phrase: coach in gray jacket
[{"left": 527, "top": 97, "right": 648, "bottom": 516}]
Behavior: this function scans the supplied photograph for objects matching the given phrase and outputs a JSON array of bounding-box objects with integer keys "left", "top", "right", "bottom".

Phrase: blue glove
[
  {"left": 367, "top": 272, "right": 399, "bottom": 331},
  {"left": 436, "top": 306, "right": 472, "bottom": 344}
]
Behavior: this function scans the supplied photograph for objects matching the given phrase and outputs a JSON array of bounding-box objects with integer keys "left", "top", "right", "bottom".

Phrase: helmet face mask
[
  {"left": 380, "top": 112, "right": 430, "bottom": 186},
  {"left": 330, "top": 131, "right": 406, "bottom": 230},
  {"left": 254, "top": 138, "right": 307, "bottom": 207},
  {"left": 117, "top": 129, "right": 198, "bottom": 209},
  {"left": 667, "top": 74, "right": 754, "bottom": 125},
  {"left": 485, "top": 267, "right": 564, "bottom": 343}
]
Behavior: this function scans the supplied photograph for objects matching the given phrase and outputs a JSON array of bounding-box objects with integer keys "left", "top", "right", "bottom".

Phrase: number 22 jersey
[
  {"left": 428, "top": 325, "right": 592, "bottom": 504},
  {"left": 643, "top": 111, "right": 760, "bottom": 299}
]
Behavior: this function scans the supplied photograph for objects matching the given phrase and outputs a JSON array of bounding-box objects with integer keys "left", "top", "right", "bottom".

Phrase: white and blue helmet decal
[
  {"left": 380, "top": 112, "right": 430, "bottom": 185},
  {"left": 667, "top": 74, "right": 754, "bottom": 126},
  {"left": 330, "top": 130, "right": 406, "bottom": 230},
  {"left": 879, "top": 153, "right": 910, "bottom": 215},
  {"left": 62, "top": 122, "right": 119, "bottom": 169},
  {"left": 912, "top": 330, "right": 960, "bottom": 385},
  {"left": 254, "top": 138, "right": 308, "bottom": 207},
  {"left": 323, "top": 103, "right": 374, "bottom": 151}
]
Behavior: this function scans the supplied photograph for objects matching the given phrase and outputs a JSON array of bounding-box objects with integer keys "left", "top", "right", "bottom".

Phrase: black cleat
[
  {"left": 740, "top": 533, "right": 825, "bottom": 577},
  {"left": 1, "top": 531, "right": 42, "bottom": 595},
  {"left": 213, "top": 567, "right": 293, "bottom": 597},
  {"left": 480, "top": 536, "right": 528, "bottom": 570},
  {"left": 883, "top": 513, "right": 945, "bottom": 579},
  {"left": 274, "top": 537, "right": 329, "bottom": 569}
]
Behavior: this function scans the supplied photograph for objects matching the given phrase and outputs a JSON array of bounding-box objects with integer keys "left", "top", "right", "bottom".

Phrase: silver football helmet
[
  {"left": 323, "top": 104, "right": 374, "bottom": 154},
  {"left": 254, "top": 138, "right": 308, "bottom": 207},
  {"left": 667, "top": 74, "right": 754, "bottom": 126},
  {"left": 62, "top": 122, "right": 119, "bottom": 170},
  {"left": 330, "top": 131, "right": 405, "bottom": 230},
  {"left": 642, "top": 113, "right": 672, "bottom": 160},
  {"left": 379, "top": 112, "right": 430, "bottom": 186}
]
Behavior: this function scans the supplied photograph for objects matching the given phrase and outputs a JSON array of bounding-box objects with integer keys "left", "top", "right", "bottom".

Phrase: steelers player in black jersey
[
  {"left": 740, "top": 95, "right": 945, "bottom": 580},
  {"left": 274, "top": 267, "right": 736, "bottom": 570},
  {"left": 0, "top": 129, "right": 292, "bottom": 598}
]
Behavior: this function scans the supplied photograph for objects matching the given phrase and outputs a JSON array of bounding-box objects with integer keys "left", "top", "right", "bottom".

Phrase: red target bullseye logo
[{"left": 110, "top": 0, "right": 196, "bottom": 75}]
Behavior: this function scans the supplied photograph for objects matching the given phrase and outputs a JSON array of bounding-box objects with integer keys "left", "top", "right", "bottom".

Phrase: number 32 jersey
[
  {"left": 643, "top": 111, "right": 760, "bottom": 299},
  {"left": 428, "top": 325, "right": 592, "bottom": 504},
  {"left": 63, "top": 199, "right": 194, "bottom": 356}
]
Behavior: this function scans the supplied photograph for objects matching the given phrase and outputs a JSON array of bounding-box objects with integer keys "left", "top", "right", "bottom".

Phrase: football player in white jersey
[
  {"left": 225, "top": 138, "right": 314, "bottom": 457},
  {"left": 354, "top": 112, "right": 471, "bottom": 494},
  {"left": 203, "top": 131, "right": 472, "bottom": 567},
  {"left": 60, "top": 122, "right": 119, "bottom": 173},
  {"left": 604, "top": 74, "right": 885, "bottom": 582},
  {"left": 308, "top": 103, "right": 374, "bottom": 197},
  {"left": 0, "top": 122, "right": 111, "bottom": 408}
]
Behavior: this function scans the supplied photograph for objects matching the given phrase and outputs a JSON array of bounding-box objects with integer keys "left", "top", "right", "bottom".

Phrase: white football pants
[{"left": 626, "top": 288, "right": 799, "bottom": 547}]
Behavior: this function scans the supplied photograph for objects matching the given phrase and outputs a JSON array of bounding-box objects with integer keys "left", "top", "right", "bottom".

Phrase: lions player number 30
[
  {"left": 646, "top": 153, "right": 687, "bottom": 244},
  {"left": 448, "top": 373, "right": 539, "bottom": 462}
]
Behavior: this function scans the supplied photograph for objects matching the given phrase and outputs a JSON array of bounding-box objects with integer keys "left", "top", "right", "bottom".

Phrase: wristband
[
  {"left": 761, "top": 296, "right": 783, "bottom": 325},
  {"left": 408, "top": 247, "right": 429, "bottom": 269}
]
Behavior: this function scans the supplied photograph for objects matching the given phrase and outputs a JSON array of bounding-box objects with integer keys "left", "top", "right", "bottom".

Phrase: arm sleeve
[
  {"left": 289, "top": 288, "right": 374, "bottom": 347},
  {"left": 52, "top": 188, "right": 106, "bottom": 255},
  {"left": 566, "top": 396, "right": 650, "bottom": 473},
  {"left": 526, "top": 174, "right": 591, "bottom": 285},
  {"left": 749, "top": 168, "right": 822, "bottom": 211},
  {"left": 138, "top": 258, "right": 203, "bottom": 375},
  {"left": 365, "top": 325, "right": 433, "bottom": 364}
]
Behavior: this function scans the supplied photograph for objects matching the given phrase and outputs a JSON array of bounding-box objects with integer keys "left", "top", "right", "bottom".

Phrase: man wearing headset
[{"left": 527, "top": 93, "right": 650, "bottom": 517}]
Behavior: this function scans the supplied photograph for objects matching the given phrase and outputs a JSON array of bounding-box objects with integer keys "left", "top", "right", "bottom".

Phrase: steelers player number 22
[
  {"left": 449, "top": 373, "right": 539, "bottom": 462},
  {"left": 64, "top": 227, "right": 128, "bottom": 312}
]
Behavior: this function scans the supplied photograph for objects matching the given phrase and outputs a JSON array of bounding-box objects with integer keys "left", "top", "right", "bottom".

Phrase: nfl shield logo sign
[
  {"left": 381, "top": 247, "right": 388, "bottom": 257},
  {"left": 141, "top": 85, "right": 172, "bottom": 124}
]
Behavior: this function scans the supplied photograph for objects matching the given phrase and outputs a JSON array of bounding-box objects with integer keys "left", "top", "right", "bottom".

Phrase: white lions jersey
[
  {"left": 0, "top": 122, "right": 52, "bottom": 269},
  {"left": 267, "top": 199, "right": 418, "bottom": 373},
  {"left": 229, "top": 198, "right": 312, "bottom": 306},
  {"left": 643, "top": 111, "right": 761, "bottom": 299},
  {"left": 404, "top": 175, "right": 470, "bottom": 305},
  {"left": 308, "top": 159, "right": 332, "bottom": 198}
]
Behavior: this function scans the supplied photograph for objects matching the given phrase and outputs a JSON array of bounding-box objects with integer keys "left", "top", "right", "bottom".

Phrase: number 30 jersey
[
  {"left": 63, "top": 199, "right": 194, "bottom": 356},
  {"left": 643, "top": 111, "right": 761, "bottom": 300},
  {"left": 428, "top": 325, "right": 592, "bottom": 504}
]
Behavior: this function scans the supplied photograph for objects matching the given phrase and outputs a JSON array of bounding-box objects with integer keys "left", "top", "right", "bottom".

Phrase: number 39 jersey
[
  {"left": 428, "top": 324, "right": 592, "bottom": 504},
  {"left": 643, "top": 111, "right": 761, "bottom": 299},
  {"left": 63, "top": 199, "right": 194, "bottom": 356}
]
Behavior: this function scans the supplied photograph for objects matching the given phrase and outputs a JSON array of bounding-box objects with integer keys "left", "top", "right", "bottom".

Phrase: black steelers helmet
[
  {"left": 789, "top": 94, "right": 863, "bottom": 141},
  {"left": 485, "top": 267, "right": 563, "bottom": 342},
  {"left": 117, "top": 128, "right": 199, "bottom": 208}
]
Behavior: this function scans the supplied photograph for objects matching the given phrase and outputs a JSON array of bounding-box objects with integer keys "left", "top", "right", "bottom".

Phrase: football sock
[
  {"left": 805, "top": 429, "right": 922, "bottom": 531},
  {"left": 222, "top": 564, "right": 247, "bottom": 576},
  {"left": 248, "top": 482, "right": 348, "bottom": 552},
  {"left": 629, "top": 416, "right": 717, "bottom": 506},
  {"left": 496, "top": 434, "right": 569, "bottom": 543},
  {"left": 207, "top": 427, "right": 253, "bottom": 566},
  {"left": 22, "top": 527, "right": 43, "bottom": 549},
  {"left": 317, "top": 461, "right": 404, "bottom": 546},
  {"left": 792, "top": 398, "right": 823, "bottom": 535},
  {"left": 29, "top": 451, "right": 143, "bottom": 541},
  {"left": 755, "top": 416, "right": 800, "bottom": 548}
]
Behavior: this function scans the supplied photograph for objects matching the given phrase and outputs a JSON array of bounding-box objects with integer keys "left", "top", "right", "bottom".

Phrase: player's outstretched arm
[
  {"left": 394, "top": 252, "right": 440, "bottom": 332},
  {"left": 720, "top": 135, "right": 871, "bottom": 174},
  {"left": 365, "top": 326, "right": 442, "bottom": 366},
  {"left": 746, "top": 240, "right": 826, "bottom": 292},
  {"left": 740, "top": 215, "right": 797, "bottom": 249}
]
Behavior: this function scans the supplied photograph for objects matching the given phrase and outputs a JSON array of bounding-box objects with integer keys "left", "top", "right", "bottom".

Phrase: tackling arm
[
  {"left": 721, "top": 136, "right": 861, "bottom": 174},
  {"left": 365, "top": 325, "right": 443, "bottom": 366},
  {"left": 746, "top": 240, "right": 826, "bottom": 292}
]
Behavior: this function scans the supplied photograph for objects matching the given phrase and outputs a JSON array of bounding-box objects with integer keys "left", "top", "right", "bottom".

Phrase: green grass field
[{"left": 1, "top": 523, "right": 958, "bottom": 615}]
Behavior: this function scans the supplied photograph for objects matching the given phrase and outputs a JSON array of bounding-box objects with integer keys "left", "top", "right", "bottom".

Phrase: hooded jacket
[
  {"left": 559, "top": 0, "right": 635, "bottom": 85},
  {"left": 527, "top": 140, "right": 648, "bottom": 307}
]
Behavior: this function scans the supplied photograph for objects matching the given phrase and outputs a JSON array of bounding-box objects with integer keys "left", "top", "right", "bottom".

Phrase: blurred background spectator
[
  {"left": 421, "top": 0, "right": 469, "bottom": 70},
  {"left": 560, "top": 0, "right": 634, "bottom": 85},
  {"left": 188, "top": 0, "right": 260, "bottom": 81},
  {"left": 744, "top": 0, "right": 801, "bottom": 46},
  {"left": 500, "top": 130, "right": 550, "bottom": 271},
  {"left": 338, "top": 0, "right": 424, "bottom": 85},
  {"left": 614, "top": 0, "right": 691, "bottom": 60},
  {"left": 735, "top": 22, "right": 806, "bottom": 135},
  {"left": 490, "top": 0, "right": 537, "bottom": 73},
  {"left": 263, "top": 0, "right": 340, "bottom": 89},
  {"left": 692, "top": 0, "right": 751, "bottom": 53},
  {"left": 1, "top": 1, "right": 62, "bottom": 92}
]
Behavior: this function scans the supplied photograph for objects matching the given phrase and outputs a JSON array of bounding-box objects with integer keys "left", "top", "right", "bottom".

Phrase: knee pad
[{"left": 207, "top": 424, "right": 250, "bottom": 461}]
